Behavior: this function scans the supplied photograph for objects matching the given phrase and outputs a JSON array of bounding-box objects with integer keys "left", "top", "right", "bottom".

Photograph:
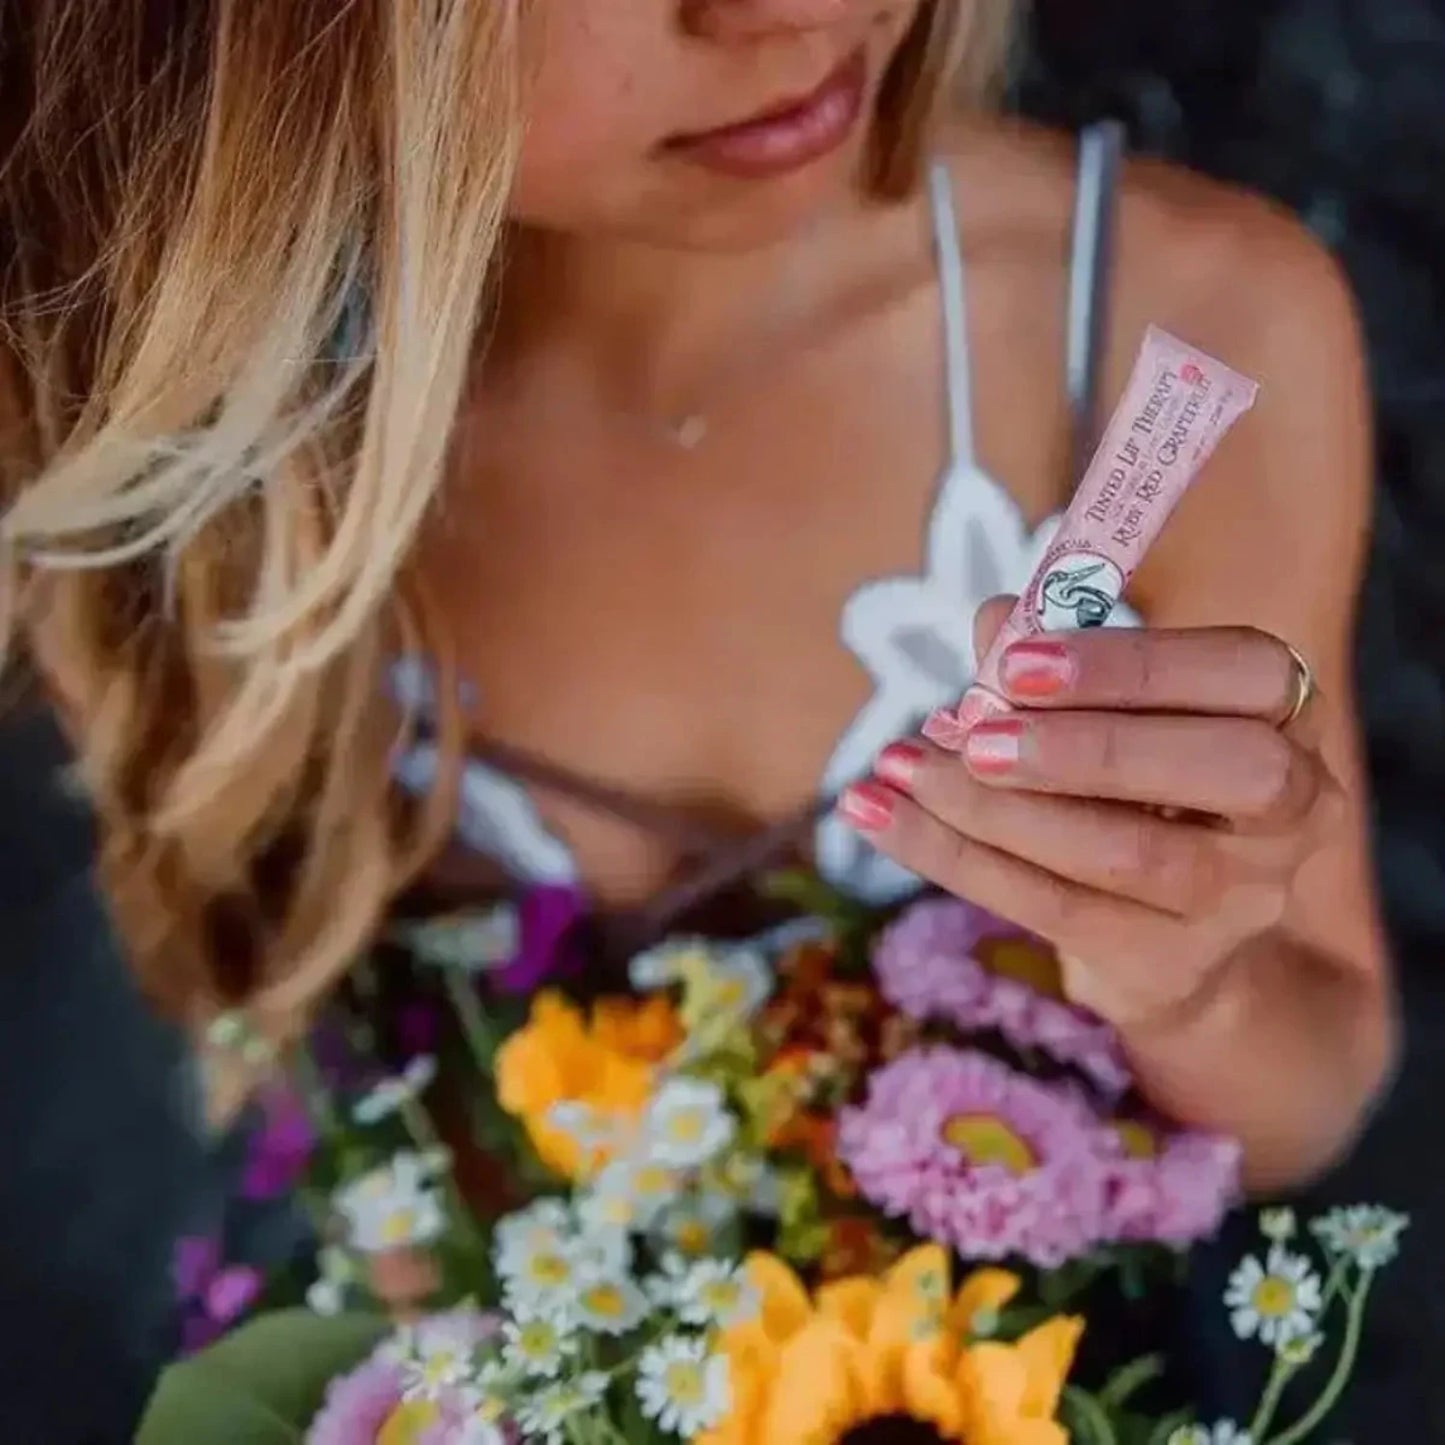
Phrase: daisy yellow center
[
  {"left": 528, "top": 1252, "right": 572, "bottom": 1286},
  {"left": 675, "top": 1220, "right": 712, "bottom": 1256},
  {"left": 663, "top": 1361, "right": 706, "bottom": 1406},
  {"left": 382, "top": 1210, "right": 417, "bottom": 1244},
  {"left": 1113, "top": 1121, "right": 1159, "bottom": 1160},
  {"left": 472, "top": 1397, "right": 505, "bottom": 1424},
  {"left": 636, "top": 1166, "right": 674, "bottom": 1195},
  {"left": 518, "top": 1321, "right": 558, "bottom": 1355},
  {"left": 1251, "top": 1277, "right": 1297, "bottom": 1318},
  {"left": 940, "top": 1113, "right": 1038, "bottom": 1175},
  {"left": 582, "top": 1283, "right": 628, "bottom": 1318},
  {"left": 598, "top": 1197, "right": 636, "bottom": 1226},
  {"left": 715, "top": 978, "right": 748, "bottom": 1009},
  {"left": 420, "top": 1354, "right": 458, "bottom": 1386},
  {"left": 667, "top": 1109, "right": 707, "bottom": 1143},
  {"left": 699, "top": 1279, "right": 742, "bottom": 1312}
]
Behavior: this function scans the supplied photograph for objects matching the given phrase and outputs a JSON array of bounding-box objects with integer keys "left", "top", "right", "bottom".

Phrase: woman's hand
[{"left": 838, "top": 597, "right": 1344, "bottom": 1033}]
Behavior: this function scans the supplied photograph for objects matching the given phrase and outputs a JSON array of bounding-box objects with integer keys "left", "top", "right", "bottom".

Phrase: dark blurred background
[{"left": 3, "top": 3, "right": 1444, "bottom": 1439}]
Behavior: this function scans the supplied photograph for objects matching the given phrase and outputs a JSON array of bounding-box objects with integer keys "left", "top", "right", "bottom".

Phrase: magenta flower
[
  {"left": 872, "top": 897, "right": 1132, "bottom": 1099},
  {"left": 241, "top": 1085, "right": 316, "bottom": 1200},
  {"left": 1099, "top": 1121, "right": 1243, "bottom": 1247},
  {"left": 837, "top": 1046, "right": 1112, "bottom": 1268},
  {"left": 171, "top": 1234, "right": 264, "bottom": 1353},
  {"left": 491, "top": 884, "right": 588, "bottom": 995}
]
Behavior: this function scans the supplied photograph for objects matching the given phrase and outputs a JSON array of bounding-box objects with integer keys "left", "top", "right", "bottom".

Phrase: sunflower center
[
  {"left": 836, "top": 1415, "right": 950, "bottom": 1444},
  {"left": 1252, "top": 1278, "right": 1296, "bottom": 1317},
  {"left": 940, "top": 1112, "right": 1038, "bottom": 1174}
]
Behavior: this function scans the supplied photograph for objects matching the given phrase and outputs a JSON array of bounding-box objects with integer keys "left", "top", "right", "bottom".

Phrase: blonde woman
[{"left": 0, "top": 0, "right": 1391, "bottom": 1223}]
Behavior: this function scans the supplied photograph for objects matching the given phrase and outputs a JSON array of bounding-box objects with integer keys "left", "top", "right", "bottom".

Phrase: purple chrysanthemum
[
  {"left": 1100, "top": 1123, "right": 1243, "bottom": 1247},
  {"left": 872, "top": 897, "right": 1132, "bottom": 1099},
  {"left": 489, "top": 884, "right": 589, "bottom": 996},
  {"left": 837, "top": 1045, "right": 1112, "bottom": 1268},
  {"left": 241, "top": 1086, "right": 316, "bottom": 1200}
]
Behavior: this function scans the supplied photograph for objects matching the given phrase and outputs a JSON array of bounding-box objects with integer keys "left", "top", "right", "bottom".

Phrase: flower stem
[
  {"left": 443, "top": 969, "right": 501, "bottom": 1077},
  {"left": 1268, "top": 1272, "right": 1374, "bottom": 1445},
  {"left": 1247, "top": 1354, "right": 1299, "bottom": 1441},
  {"left": 290, "top": 1043, "right": 343, "bottom": 1143}
]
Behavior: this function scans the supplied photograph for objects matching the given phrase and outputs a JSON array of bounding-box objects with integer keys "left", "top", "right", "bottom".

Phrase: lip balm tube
[{"left": 923, "top": 325, "right": 1259, "bottom": 748}]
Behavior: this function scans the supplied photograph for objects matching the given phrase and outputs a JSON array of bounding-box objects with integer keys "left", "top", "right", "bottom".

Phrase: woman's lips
[{"left": 664, "top": 48, "right": 868, "bottom": 180}]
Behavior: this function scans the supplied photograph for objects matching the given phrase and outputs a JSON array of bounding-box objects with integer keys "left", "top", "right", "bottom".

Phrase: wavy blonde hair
[{"left": 0, "top": 0, "right": 1016, "bottom": 1046}]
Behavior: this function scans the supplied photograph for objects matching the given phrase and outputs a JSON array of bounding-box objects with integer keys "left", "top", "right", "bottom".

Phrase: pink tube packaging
[{"left": 923, "top": 325, "right": 1259, "bottom": 747}]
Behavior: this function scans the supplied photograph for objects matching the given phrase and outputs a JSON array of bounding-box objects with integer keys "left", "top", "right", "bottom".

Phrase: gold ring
[{"left": 1277, "top": 641, "right": 1316, "bottom": 730}]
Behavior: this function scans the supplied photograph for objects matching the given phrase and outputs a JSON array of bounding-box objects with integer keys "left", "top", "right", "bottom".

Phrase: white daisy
[
  {"left": 1259, "top": 1207, "right": 1297, "bottom": 1243},
  {"left": 304, "top": 1246, "right": 358, "bottom": 1316},
  {"left": 493, "top": 1198, "right": 573, "bottom": 1262},
  {"left": 579, "top": 1156, "right": 683, "bottom": 1234},
  {"left": 1311, "top": 1204, "right": 1410, "bottom": 1272},
  {"left": 642, "top": 1078, "right": 736, "bottom": 1170},
  {"left": 570, "top": 1220, "right": 634, "bottom": 1280},
  {"left": 636, "top": 1334, "right": 731, "bottom": 1438},
  {"left": 546, "top": 1101, "right": 626, "bottom": 1162},
  {"left": 496, "top": 1236, "right": 588, "bottom": 1320},
  {"left": 1278, "top": 1331, "right": 1324, "bottom": 1367},
  {"left": 333, "top": 1157, "right": 446, "bottom": 1254},
  {"left": 1225, "top": 1246, "right": 1323, "bottom": 1348},
  {"left": 662, "top": 1258, "right": 759, "bottom": 1330},
  {"left": 1167, "top": 1423, "right": 1253, "bottom": 1445},
  {"left": 514, "top": 1371, "right": 609, "bottom": 1445},
  {"left": 652, "top": 1193, "right": 738, "bottom": 1261},
  {"left": 707, "top": 1151, "right": 783, "bottom": 1217},
  {"left": 687, "top": 948, "right": 773, "bottom": 1020},
  {"left": 630, "top": 940, "right": 721, "bottom": 991},
  {"left": 500, "top": 1314, "right": 577, "bottom": 1378},
  {"left": 352, "top": 1054, "right": 438, "bottom": 1125},
  {"left": 571, "top": 1274, "right": 652, "bottom": 1336},
  {"left": 394, "top": 905, "right": 520, "bottom": 972}
]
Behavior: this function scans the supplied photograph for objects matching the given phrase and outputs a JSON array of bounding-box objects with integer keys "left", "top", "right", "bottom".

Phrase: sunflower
[
  {"left": 699, "top": 1244, "right": 1081, "bottom": 1445},
  {"left": 493, "top": 991, "right": 682, "bottom": 1177}
]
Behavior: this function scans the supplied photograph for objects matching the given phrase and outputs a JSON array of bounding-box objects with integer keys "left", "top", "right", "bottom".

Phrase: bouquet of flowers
[{"left": 139, "top": 882, "right": 1407, "bottom": 1445}]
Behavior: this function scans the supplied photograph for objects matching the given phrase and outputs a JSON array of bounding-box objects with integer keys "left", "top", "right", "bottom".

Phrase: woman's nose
[{"left": 682, "top": 0, "right": 857, "bottom": 42}]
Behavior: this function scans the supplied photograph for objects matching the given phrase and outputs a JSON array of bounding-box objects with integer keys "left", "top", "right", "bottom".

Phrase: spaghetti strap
[
  {"left": 1065, "top": 119, "right": 1127, "bottom": 485},
  {"left": 927, "top": 160, "right": 975, "bottom": 469}
]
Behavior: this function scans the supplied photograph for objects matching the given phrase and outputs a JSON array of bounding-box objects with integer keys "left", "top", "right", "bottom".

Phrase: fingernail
[
  {"left": 964, "top": 720, "right": 1026, "bottom": 774},
  {"left": 1000, "top": 641, "right": 1075, "bottom": 699},
  {"left": 922, "top": 708, "right": 967, "bottom": 750},
  {"left": 874, "top": 741, "right": 925, "bottom": 791},
  {"left": 837, "top": 781, "right": 897, "bottom": 832}
]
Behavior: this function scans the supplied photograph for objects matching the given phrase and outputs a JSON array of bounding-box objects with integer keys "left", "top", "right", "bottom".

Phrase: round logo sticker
[{"left": 1035, "top": 551, "right": 1125, "bottom": 631}]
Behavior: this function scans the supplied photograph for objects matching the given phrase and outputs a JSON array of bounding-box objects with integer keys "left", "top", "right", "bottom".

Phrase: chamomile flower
[
  {"left": 493, "top": 1198, "right": 572, "bottom": 1262},
  {"left": 687, "top": 948, "right": 773, "bottom": 1019},
  {"left": 352, "top": 1054, "right": 438, "bottom": 1124},
  {"left": 571, "top": 1274, "right": 651, "bottom": 1336},
  {"left": 1225, "top": 1246, "right": 1323, "bottom": 1348},
  {"left": 333, "top": 1155, "right": 446, "bottom": 1254},
  {"left": 500, "top": 1313, "right": 577, "bottom": 1378},
  {"left": 579, "top": 1156, "right": 683, "bottom": 1233},
  {"left": 396, "top": 1324, "right": 476, "bottom": 1402},
  {"left": 1259, "top": 1207, "right": 1296, "bottom": 1243},
  {"left": 304, "top": 1246, "right": 358, "bottom": 1316},
  {"left": 514, "top": 1371, "right": 609, "bottom": 1445},
  {"left": 496, "top": 1235, "right": 588, "bottom": 1320},
  {"left": 630, "top": 940, "right": 720, "bottom": 991},
  {"left": 652, "top": 1192, "right": 738, "bottom": 1260},
  {"left": 642, "top": 1078, "right": 736, "bottom": 1170},
  {"left": 636, "top": 1334, "right": 731, "bottom": 1437},
  {"left": 547, "top": 1100, "right": 625, "bottom": 1162},
  {"left": 1167, "top": 1424, "right": 1253, "bottom": 1445},
  {"left": 708, "top": 1151, "right": 783, "bottom": 1217},
  {"left": 1311, "top": 1204, "right": 1410, "bottom": 1272},
  {"left": 664, "top": 1257, "right": 758, "bottom": 1330},
  {"left": 1278, "top": 1331, "right": 1324, "bottom": 1367}
]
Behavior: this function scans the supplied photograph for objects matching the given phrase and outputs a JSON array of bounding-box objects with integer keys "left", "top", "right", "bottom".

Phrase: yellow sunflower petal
[
  {"left": 760, "top": 1317, "right": 865, "bottom": 1445},
  {"left": 816, "top": 1277, "right": 884, "bottom": 1342},
  {"left": 947, "top": 1268, "right": 1022, "bottom": 1338},
  {"left": 884, "top": 1243, "right": 951, "bottom": 1305},
  {"left": 1014, "top": 1315, "right": 1085, "bottom": 1419},
  {"left": 743, "top": 1252, "right": 815, "bottom": 1343},
  {"left": 956, "top": 1340, "right": 1030, "bottom": 1426},
  {"left": 696, "top": 1334, "right": 771, "bottom": 1445},
  {"left": 901, "top": 1335, "right": 967, "bottom": 1439}
]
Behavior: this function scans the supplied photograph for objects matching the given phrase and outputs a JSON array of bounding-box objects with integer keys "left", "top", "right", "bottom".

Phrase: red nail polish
[
  {"left": 1000, "top": 640, "right": 1075, "bottom": 699},
  {"left": 874, "top": 741, "right": 925, "bottom": 791},
  {"left": 838, "top": 781, "right": 897, "bottom": 832},
  {"left": 965, "top": 719, "right": 1026, "bottom": 774}
]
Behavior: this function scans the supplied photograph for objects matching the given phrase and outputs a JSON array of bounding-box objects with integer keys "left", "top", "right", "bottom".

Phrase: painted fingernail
[
  {"left": 1000, "top": 641, "right": 1076, "bottom": 699},
  {"left": 921, "top": 708, "right": 967, "bottom": 750},
  {"left": 837, "top": 781, "right": 897, "bottom": 832},
  {"left": 964, "top": 719, "right": 1026, "bottom": 774},
  {"left": 874, "top": 741, "right": 925, "bottom": 790}
]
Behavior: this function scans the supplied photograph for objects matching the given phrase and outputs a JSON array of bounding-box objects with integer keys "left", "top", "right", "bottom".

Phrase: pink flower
[
  {"left": 872, "top": 897, "right": 1132, "bottom": 1099},
  {"left": 306, "top": 1356, "right": 404, "bottom": 1445},
  {"left": 1100, "top": 1122, "right": 1243, "bottom": 1247},
  {"left": 837, "top": 1046, "right": 1112, "bottom": 1268}
]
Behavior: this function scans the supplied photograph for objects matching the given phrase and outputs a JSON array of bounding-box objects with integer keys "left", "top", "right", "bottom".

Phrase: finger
[
  {"left": 996, "top": 625, "right": 1305, "bottom": 722},
  {"left": 876, "top": 741, "right": 1235, "bottom": 916},
  {"left": 972, "top": 595, "right": 1017, "bottom": 664},
  {"left": 960, "top": 711, "right": 1323, "bottom": 829}
]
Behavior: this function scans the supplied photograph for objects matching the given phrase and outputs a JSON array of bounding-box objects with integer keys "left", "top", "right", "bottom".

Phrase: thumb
[{"left": 973, "top": 595, "right": 1018, "bottom": 663}]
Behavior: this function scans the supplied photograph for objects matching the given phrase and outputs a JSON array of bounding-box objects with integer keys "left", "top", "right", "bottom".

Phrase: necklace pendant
[{"left": 669, "top": 414, "right": 708, "bottom": 450}]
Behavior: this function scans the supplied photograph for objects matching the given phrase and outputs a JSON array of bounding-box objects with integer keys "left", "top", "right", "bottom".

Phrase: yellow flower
[
  {"left": 698, "top": 1245, "right": 1082, "bottom": 1445},
  {"left": 494, "top": 991, "right": 681, "bottom": 1178}
]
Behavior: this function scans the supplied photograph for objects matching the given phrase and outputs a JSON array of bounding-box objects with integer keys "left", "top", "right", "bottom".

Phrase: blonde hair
[{"left": 0, "top": 1, "right": 1016, "bottom": 1044}]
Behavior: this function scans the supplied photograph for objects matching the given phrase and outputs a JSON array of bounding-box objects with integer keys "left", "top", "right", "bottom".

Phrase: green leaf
[
  {"left": 137, "top": 1310, "right": 389, "bottom": 1445},
  {"left": 1062, "top": 1386, "right": 1121, "bottom": 1445},
  {"left": 1098, "top": 1354, "right": 1165, "bottom": 1411},
  {"left": 1145, "top": 1409, "right": 1195, "bottom": 1445}
]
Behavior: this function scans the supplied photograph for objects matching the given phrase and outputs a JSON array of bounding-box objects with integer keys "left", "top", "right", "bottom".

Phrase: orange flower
[
  {"left": 494, "top": 991, "right": 682, "bottom": 1179},
  {"left": 700, "top": 1246, "right": 1082, "bottom": 1445}
]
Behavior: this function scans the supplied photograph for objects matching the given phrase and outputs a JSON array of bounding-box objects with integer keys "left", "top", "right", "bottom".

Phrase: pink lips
[{"left": 665, "top": 48, "right": 868, "bottom": 180}]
